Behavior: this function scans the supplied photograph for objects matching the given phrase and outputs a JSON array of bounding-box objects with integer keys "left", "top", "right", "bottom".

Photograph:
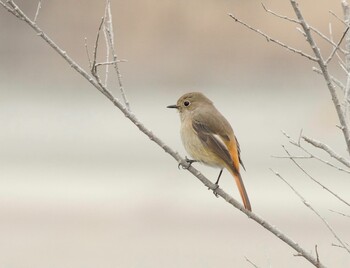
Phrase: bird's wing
[{"left": 192, "top": 110, "right": 238, "bottom": 172}]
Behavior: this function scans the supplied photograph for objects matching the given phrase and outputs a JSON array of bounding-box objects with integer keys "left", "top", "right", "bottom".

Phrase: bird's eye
[{"left": 184, "top": 101, "right": 190, "bottom": 107}]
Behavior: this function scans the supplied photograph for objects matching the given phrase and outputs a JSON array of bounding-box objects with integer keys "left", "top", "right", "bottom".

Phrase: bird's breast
[{"left": 180, "top": 118, "right": 224, "bottom": 168}]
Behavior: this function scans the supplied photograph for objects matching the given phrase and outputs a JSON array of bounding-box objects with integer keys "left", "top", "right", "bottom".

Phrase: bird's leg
[
  {"left": 215, "top": 169, "right": 223, "bottom": 185},
  {"left": 178, "top": 156, "right": 198, "bottom": 169},
  {"left": 211, "top": 169, "right": 223, "bottom": 197}
]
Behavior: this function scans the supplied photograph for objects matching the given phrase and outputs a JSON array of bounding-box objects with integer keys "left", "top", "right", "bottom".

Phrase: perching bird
[{"left": 167, "top": 92, "right": 251, "bottom": 211}]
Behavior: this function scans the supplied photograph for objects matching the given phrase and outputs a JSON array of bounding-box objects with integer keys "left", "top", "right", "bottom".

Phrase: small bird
[{"left": 167, "top": 92, "right": 251, "bottom": 211}]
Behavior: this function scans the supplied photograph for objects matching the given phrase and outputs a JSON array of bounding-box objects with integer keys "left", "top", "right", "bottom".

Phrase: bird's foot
[
  {"left": 208, "top": 183, "right": 219, "bottom": 198},
  {"left": 178, "top": 156, "right": 198, "bottom": 169}
]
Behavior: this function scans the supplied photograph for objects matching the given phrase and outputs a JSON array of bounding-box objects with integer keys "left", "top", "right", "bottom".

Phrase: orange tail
[
  {"left": 228, "top": 168, "right": 252, "bottom": 211},
  {"left": 225, "top": 139, "right": 252, "bottom": 211}
]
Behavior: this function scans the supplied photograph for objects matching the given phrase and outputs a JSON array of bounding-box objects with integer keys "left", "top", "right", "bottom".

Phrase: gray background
[{"left": 1, "top": 0, "right": 349, "bottom": 267}]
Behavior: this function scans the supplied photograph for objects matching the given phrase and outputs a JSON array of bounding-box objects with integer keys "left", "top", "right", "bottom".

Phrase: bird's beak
[{"left": 166, "top": 104, "right": 179, "bottom": 109}]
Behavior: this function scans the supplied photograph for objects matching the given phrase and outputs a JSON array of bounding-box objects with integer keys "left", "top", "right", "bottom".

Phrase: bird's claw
[{"left": 178, "top": 156, "right": 198, "bottom": 169}]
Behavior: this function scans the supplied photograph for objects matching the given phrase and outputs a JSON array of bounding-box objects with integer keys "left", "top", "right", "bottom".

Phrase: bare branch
[
  {"left": 91, "top": 17, "right": 105, "bottom": 87},
  {"left": 329, "top": 209, "right": 350, "bottom": 218},
  {"left": 315, "top": 245, "right": 320, "bottom": 267},
  {"left": 281, "top": 131, "right": 350, "bottom": 174},
  {"left": 95, "top": 60, "right": 127, "bottom": 67},
  {"left": 290, "top": 0, "right": 350, "bottom": 154},
  {"left": 312, "top": 26, "right": 348, "bottom": 55},
  {"left": 328, "top": 23, "right": 347, "bottom": 67},
  {"left": 0, "top": 0, "right": 20, "bottom": 18},
  {"left": 282, "top": 145, "right": 350, "bottom": 207},
  {"left": 326, "top": 27, "right": 349, "bottom": 64},
  {"left": 312, "top": 67, "right": 345, "bottom": 92},
  {"left": 228, "top": 13, "right": 318, "bottom": 62},
  {"left": 271, "top": 168, "right": 350, "bottom": 254},
  {"left": 272, "top": 155, "right": 312, "bottom": 159},
  {"left": 1, "top": 2, "right": 330, "bottom": 267},
  {"left": 261, "top": 3, "right": 299, "bottom": 24},
  {"left": 104, "top": 0, "right": 130, "bottom": 110},
  {"left": 330, "top": 10, "right": 347, "bottom": 26},
  {"left": 332, "top": 243, "right": 348, "bottom": 249},
  {"left": 262, "top": 3, "right": 347, "bottom": 54},
  {"left": 33, "top": 0, "right": 41, "bottom": 22},
  {"left": 245, "top": 256, "right": 261, "bottom": 268},
  {"left": 84, "top": 37, "right": 92, "bottom": 70},
  {"left": 302, "top": 135, "right": 350, "bottom": 168},
  {"left": 342, "top": 1, "right": 350, "bottom": 122},
  {"left": 103, "top": 4, "right": 110, "bottom": 87}
]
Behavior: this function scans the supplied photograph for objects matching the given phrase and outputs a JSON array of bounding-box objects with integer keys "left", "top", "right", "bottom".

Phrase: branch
[
  {"left": 95, "top": 60, "right": 127, "bottom": 67},
  {"left": 244, "top": 256, "right": 261, "bottom": 268},
  {"left": 325, "top": 26, "right": 349, "bottom": 64},
  {"left": 261, "top": 3, "right": 299, "bottom": 24},
  {"left": 0, "top": 0, "right": 20, "bottom": 18},
  {"left": 330, "top": 10, "right": 347, "bottom": 26},
  {"left": 342, "top": 0, "right": 350, "bottom": 121},
  {"left": 84, "top": 37, "right": 92, "bottom": 70},
  {"left": 282, "top": 145, "right": 350, "bottom": 207},
  {"left": 281, "top": 131, "right": 350, "bottom": 174},
  {"left": 315, "top": 245, "right": 320, "bottom": 267},
  {"left": 227, "top": 13, "right": 318, "bottom": 61},
  {"left": 329, "top": 209, "right": 350, "bottom": 218},
  {"left": 312, "top": 67, "right": 345, "bottom": 93},
  {"left": 271, "top": 169, "right": 350, "bottom": 254},
  {"left": 1, "top": 2, "right": 329, "bottom": 267},
  {"left": 261, "top": 3, "right": 348, "bottom": 55},
  {"left": 103, "top": 0, "right": 130, "bottom": 111},
  {"left": 302, "top": 135, "right": 350, "bottom": 168},
  {"left": 91, "top": 17, "right": 105, "bottom": 87},
  {"left": 289, "top": 0, "right": 350, "bottom": 154},
  {"left": 33, "top": 0, "right": 41, "bottom": 22}
]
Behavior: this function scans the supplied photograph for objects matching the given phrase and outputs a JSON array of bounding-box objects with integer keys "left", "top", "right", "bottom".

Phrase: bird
[{"left": 167, "top": 92, "right": 251, "bottom": 211}]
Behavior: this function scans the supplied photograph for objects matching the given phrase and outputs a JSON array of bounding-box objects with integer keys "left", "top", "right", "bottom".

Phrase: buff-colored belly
[{"left": 180, "top": 121, "right": 223, "bottom": 168}]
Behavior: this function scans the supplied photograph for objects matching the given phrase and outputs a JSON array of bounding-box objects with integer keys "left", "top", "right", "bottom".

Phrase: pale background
[{"left": 1, "top": 0, "right": 349, "bottom": 267}]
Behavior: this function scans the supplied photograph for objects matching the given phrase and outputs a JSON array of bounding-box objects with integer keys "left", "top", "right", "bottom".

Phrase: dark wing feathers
[
  {"left": 235, "top": 136, "right": 246, "bottom": 171},
  {"left": 192, "top": 109, "right": 245, "bottom": 171}
]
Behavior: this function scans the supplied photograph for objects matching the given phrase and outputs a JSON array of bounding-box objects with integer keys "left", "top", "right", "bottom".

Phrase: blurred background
[{"left": 1, "top": 0, "right": 349, "bottom": 267}]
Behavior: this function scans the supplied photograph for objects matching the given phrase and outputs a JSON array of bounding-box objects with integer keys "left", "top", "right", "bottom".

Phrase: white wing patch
[{"left": 212, "top": 134, "right": 228, "bottom": 150}]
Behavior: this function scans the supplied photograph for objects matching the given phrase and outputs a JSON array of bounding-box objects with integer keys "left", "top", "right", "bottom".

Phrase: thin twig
[
  {"left": 330, "top": 10, "right": 347, "bottom": 26},
  {"left": 329, "top": 209, "right": 350, "bottom": 218},
  {"left": 104, "top": 0, "right": 130, "bottom": 110},
  {"left": 302, "top": 135, "right": 350, "bottom": 168},
  {"left": 290, "top": 0, "right": 350, "bottom": 155},
  {"left": 0, "top": 0, "right": 20, "bottom": 18},
  {"left": 282, "top": 145, "right": 350, "bottom": 207},
  {"left": 312, "top": 26, "right": 348, "bottom": 55},
  {"left": 245, "top": 256, "right": 260, "bottom": 268},
  {"left": 332, "top": 243, "right": 347, "bottom": 249},
  {"left": 261, "top": 3, "right": 299, "bottom": 24},
  {"left": 103, "top": 3, "right": 110, "bottom": 87},
  {"left": 281, "top": 131, "right": 350, "bottom": 174},
  {"left": 228, "top": 13, "right": 318, "bottom": 62},
  {"left": 328, "top": 23, "right": 347, "bottom": 68},
  {"left": 84, "top": 37, "right": 92, "bottom": 70},
  {"left": 315, "top": 245, "right": 320, "bottom": 267},
  {"left": 272, "top": 155, "right": 312, "bottom": 159},
  {"left": 95, "top": 60, "right": 127, "bottom": 67},
  {"left": 326, "top": 27, "right": 349, "bottom": 64},
  {"left": 271, "top": 168, "right": 350, "bottom": 254},
  {"left": 342, "top": 1, "right": 350, "bottom": 122},
  {"left": 312, "top": 67, "right": 345, "bottom": 92},
  {"left": 91, "top": 17, "right": 105, "bottom": 87},
  {"left": 33, "top": 0, "right": 41, "bottom": 22},
  {"left": 261, "top": 3, "right": 347, "bottom": 54},
  {"left": 0, "top": 2, "right": 329, "bottom": 267}
]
